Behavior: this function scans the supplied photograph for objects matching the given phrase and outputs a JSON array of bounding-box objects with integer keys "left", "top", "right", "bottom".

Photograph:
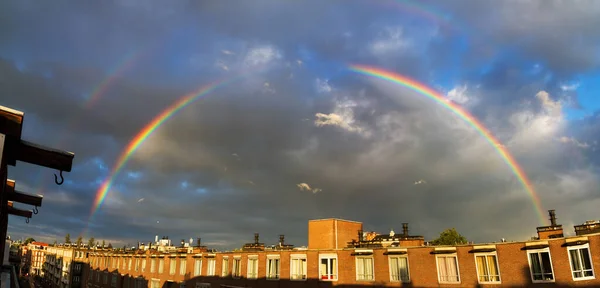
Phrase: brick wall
[
  {"left": 83, "top": 233, "right": 600, "bottom": 288},
  {"left": 308, "top": 219, "right": 363, "bottom": 250}
]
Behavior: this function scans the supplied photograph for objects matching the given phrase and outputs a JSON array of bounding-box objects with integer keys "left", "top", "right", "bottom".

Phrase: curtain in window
[
  {"left": 194, "top": 259, "right": 201, "bottom": 276},
  {"left": 151, "top": 259, "right": 156, "bottom": 273},
  {"left": 570, "top": 248, "right": 594, "bottom": 278},
  {"left": 390, "top": 257, "right": 409, "bottom": 282},
  {"left": 222, "top": 259, "right": 229, "bottom": 276},
  {"left": 180, "top": 259, "right": 186, "bottom": 275},
  {"left": 170, "top": 259, "right": 176, "bottom": 275},
  {"left": 438, "top": 256, "right": 459, "bottom": 282},
  {"left": 207, "top": 259, "right": 216, "bottom": 276},
  {"left": 268, "top": 258, "right": 279, "bottom": 279},
  {"left": 357, "top": 258, "right": 373, "bottom": 280},
  {"left": 291, "top": 258, "right": 306, "bottom": 280},
  {"left": 158, "top": 259, "right": 164, "bottom": 274},
  {"left": 233, "top": 260, "right": 240, "bottom": 277}
]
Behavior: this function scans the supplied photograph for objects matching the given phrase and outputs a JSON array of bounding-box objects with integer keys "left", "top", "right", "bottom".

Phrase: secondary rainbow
[
  {"left": 349, "top": 64, "right": 548, "bottom": 226},
  {"left": 84, "top": 51, "right": 143, "bottom": 108},
  {"left": 380, "top": 0, "right": 457, "bottom": 31},
  {"left": 86, "top": 76, "right": 244, "bottom": 229}
]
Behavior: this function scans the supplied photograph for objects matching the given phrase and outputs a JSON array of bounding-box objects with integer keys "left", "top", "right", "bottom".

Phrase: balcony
[{"left": 1, "top": 264, "right": 21, "bottom": 288}]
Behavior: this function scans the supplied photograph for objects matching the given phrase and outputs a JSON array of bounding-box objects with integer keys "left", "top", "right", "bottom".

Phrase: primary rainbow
[
  {"left": 85, "top": 75, "right": 245, "bottom": 230},
  {"left": 349, "top": 64, "right": 548, "bottom": 226}
]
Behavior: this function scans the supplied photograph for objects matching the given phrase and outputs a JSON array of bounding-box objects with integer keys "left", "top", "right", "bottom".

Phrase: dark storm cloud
[{"left": 3, "top": 0, "right": 600, "bottom": 248}]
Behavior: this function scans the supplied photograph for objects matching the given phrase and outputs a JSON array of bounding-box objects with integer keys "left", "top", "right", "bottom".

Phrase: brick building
[{"left": 80, "top": 211, "right": 600, "bottom": 287}]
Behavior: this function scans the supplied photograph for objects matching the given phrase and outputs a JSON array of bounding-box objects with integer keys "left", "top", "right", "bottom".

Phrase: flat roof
[
  {"left": 0, "top": 105, "right": 24, "bottom": 116},
  {"left": 309, "top": 218, "right": 363, "bottom": 224}
]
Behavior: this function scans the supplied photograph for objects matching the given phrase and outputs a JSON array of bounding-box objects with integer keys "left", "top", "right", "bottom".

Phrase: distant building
[
  {"left": 81, "top": 209, "right": 600, "bottom": 287},
  {"left": 22, "top": 241, "right": 49, "bottom": 276}
]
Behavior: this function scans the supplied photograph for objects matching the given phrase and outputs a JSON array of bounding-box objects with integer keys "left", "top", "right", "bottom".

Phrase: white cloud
[
  {"left": 446, "top": 85, "right": 470, "bottom": 105},
  {"left": 314, "top": 98, "right": 369, "bottom": 136},
  {"left": 243, "top": 45, "right": 282, "bottom": 67},
  {"left": 315, "top": 78, "right": 332, "bottom": 94},
  {"left": 369, "top": 26, "right": 411, "bottom": 56},
  {"left": 560, "top": 82, "right": 580, "bottom": 91},
  {"left": 296, "top": 183, "right": 322, "bottom": 194},
  {"left": 557, "top": 136, "right": 590, "bottom": 148}
]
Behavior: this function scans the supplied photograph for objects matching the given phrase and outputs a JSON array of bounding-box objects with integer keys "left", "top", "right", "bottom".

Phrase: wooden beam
[
  {"left": 7, "top": 205, "right": 32, "bottom": 219},
  {"left": 0, "top": 105, "right": 23, "bottom": 139},
  {"left": 6, "top": 179, "right": 14, "bottom": 193},
  {"left": 16, "top": 140, "right": 75, "bottom": 172},
  {"left": 7, "top": 190, "right": 43, "bottom": 207}
]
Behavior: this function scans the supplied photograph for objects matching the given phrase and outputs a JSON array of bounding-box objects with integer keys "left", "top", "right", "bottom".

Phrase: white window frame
[
  {"left": 194, "top": 258, "right": 202, "bottom": 276},
  {"left": 266, "top": 255, "right": 280, "bottom": 280},
  {"left": 142, "top": 258, "right": 147, "bottom": 273},
  {"left": 527, "top": 248, "right": 555, "bottom": 283},
  {"left": 150, "top": 259, "right": 156, "bottom": 273},
  {"left": 111, "top": 274, "right": 117, "bottom": 288},
  {"left": 206, "top": 258, "right": 216, "bottom": 276},
  {"left": 474, "top": 252, "right": 501, "bottom": 284},
  {"left": 319, "top": 253, "right": 338, "bottom": 281},
  {"left": 567, "top": 243, "right": 595, "bottom": 281},
  {"left": 435, "top": 254, "right": 461, "bottom": 284},
  {"left": 247, "top": 256, "right": 259, "bottom": 279},
  {"left": 355, "top": 256, "right": 375, "bottom": 281},
  {"left": 388, "top": 256, "right": 410, "bottom": 283},
  {"left": 290, "top": 254, "right": 307, "bottom": 281},
  {"left": 221, "top": 257, "right": 229, "bottom": 277},
  {"left": 232, "top": 257, "right": 242, "bottom": 279}
]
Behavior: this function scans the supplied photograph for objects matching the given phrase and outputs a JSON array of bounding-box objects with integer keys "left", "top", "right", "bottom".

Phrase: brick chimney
[
  {"left": 536, "top": 210, "right": 564, "bottom": 239},
  {"left": 196, "top": 238, "right": 201, "bottom": 247},
  {"left": 358, "top": 230, "right": 364, "bottom": 242},
  {"left": 402, "top": 223, "right": 409, "bottom": 236},
  {"left": 279, "top": 235, "right": 285, "bottom": 246},
  {"left": 254, "top": 233, "right": 259, "bottom": 245}
]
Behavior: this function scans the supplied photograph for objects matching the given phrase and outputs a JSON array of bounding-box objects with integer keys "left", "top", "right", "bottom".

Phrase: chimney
[
  {"left": 149, "top": 242, "right": 152, "bottom": 250},
  {"left": 279, "top": 235, "right": 285, "bottom": 246},
  {"left": 549, "top": 210, "right": 557, "bottom": 226},
  {"left": 402, "top": 223, "right": 409, "bottom": 236},
  {"left": 181, "top": 239, "right": 185, "bottom": 247},
  {"left": 254, "top": 233, "right": 259, "bottom": 245},
  {"left": 155, "top": 235, "right": 159, "bottom": 243},
  {"left": 197, "top": 238, "right": 201, "bottom": 247},
  {"left": 358, "top": 230, "right": 364, "bottom": 242}
]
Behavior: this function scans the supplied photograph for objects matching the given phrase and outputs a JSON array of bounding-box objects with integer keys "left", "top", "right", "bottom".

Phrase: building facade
[
  {"left": 42, "top": 245, "right": 88, "bottom": 288},
  {"left": 80, "top": 213, "right": 600, "bottom": 287},
  {"left": 22, "top": 241, "right": 49, "bottom": 276}
]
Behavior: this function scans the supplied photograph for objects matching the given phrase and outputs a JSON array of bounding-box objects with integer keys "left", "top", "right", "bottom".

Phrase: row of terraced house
[{"left": 39, "top": 210, "right": 600, "bottom": 288}]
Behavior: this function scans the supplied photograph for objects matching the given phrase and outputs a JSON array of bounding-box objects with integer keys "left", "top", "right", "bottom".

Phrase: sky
[{"left": 2, "top": 0, "right": 600, "bottom": 249}]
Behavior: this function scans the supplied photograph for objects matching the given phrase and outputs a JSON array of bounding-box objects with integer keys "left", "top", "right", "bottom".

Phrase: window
[
  {"left": 267, "top": 256, "right": 280, "bottom": 280},
  {"left": 319, "top": 254, "right": 338, "bottom": 281},
  {"left": 356, "top": 256, "right": 374, "bottom": 281},
  {"left": 527, "top": 249, "right": 554, "bottom": 282},
  {"left": 436, "top": 255, "right": 460, "bottom": 283},
  {"left": 232, "top": 258, "right": 242, "bottom": 278},
  {"left": 97, "top": 271, "right": 100, "bottom": 282},
  {"left": 207, "top": 259, "right": 216, "bottom": 276},
  {"left": 221, "top": 258, "right": 229, "bottom": 277},
  {"left": 389, "top": 256, "right": 410, "bottom": 283},
  {"left": 111, "top": 274, "right": 117, "bottom": 287},
  {"left": 73, "top": 276, "right": 80, "bottom": 283},
  {"left": 128, "top": 258, "right": 132, "bottom": 270},
  {"left": 116, "top": 258, "right": 120, "bottom": 270},
  {"left": 151, "top": 279, "right": 160, "bottom": 288},
  {"left": 122, "top": 258, "right": 126, "bottom": 270},
  {"left": 247, "top": 256, "right": 259, "bottom": 279},
  {"left": 475, "top": 253, "right": 500, "bottom": 283},
  {"left": 151, "top": 259, "right": 156, "bottom": 273},
  {"left": 180, "top": 259, "right": 187, "bottom": 275},
  {"left": 158, "top": 259, "right": 164, "bottom": 274},
  {"left": 103, "top": 272, "right": 108, "bottom": 284},
  {"left": 194, "top": 259, "right": 202, "bottom": 276},
  {"left": 567, "top": 244, "right": 595, "bottom": 280},
  {"left": 170, "top": 258, "right": 177, "bottom": 275},
  {"left": 123, "top": 277, "right": 129, "bottom": 288},
  {"left": 88, "top": 270, "right": 93, "bottom": 280},
  {"left": 142, "top": 259, "right": 147, "bottom": 272},
  {"left": 107, "top": 257, "right": 111, "bottom": 268},
  {"left": 74, "top": 263, "right": 81, "bottom": 272},
  {"left": 135, "top": 258, "right": 139, "bottom": 272}
]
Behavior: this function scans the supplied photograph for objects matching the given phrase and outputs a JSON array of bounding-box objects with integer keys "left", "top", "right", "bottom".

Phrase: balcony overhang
[
  {"left": 5, "top": 180, "right": 43, "bottom": 207},
  {"left": 7, "top": 203, "right": 33, "bottom": 218}
]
